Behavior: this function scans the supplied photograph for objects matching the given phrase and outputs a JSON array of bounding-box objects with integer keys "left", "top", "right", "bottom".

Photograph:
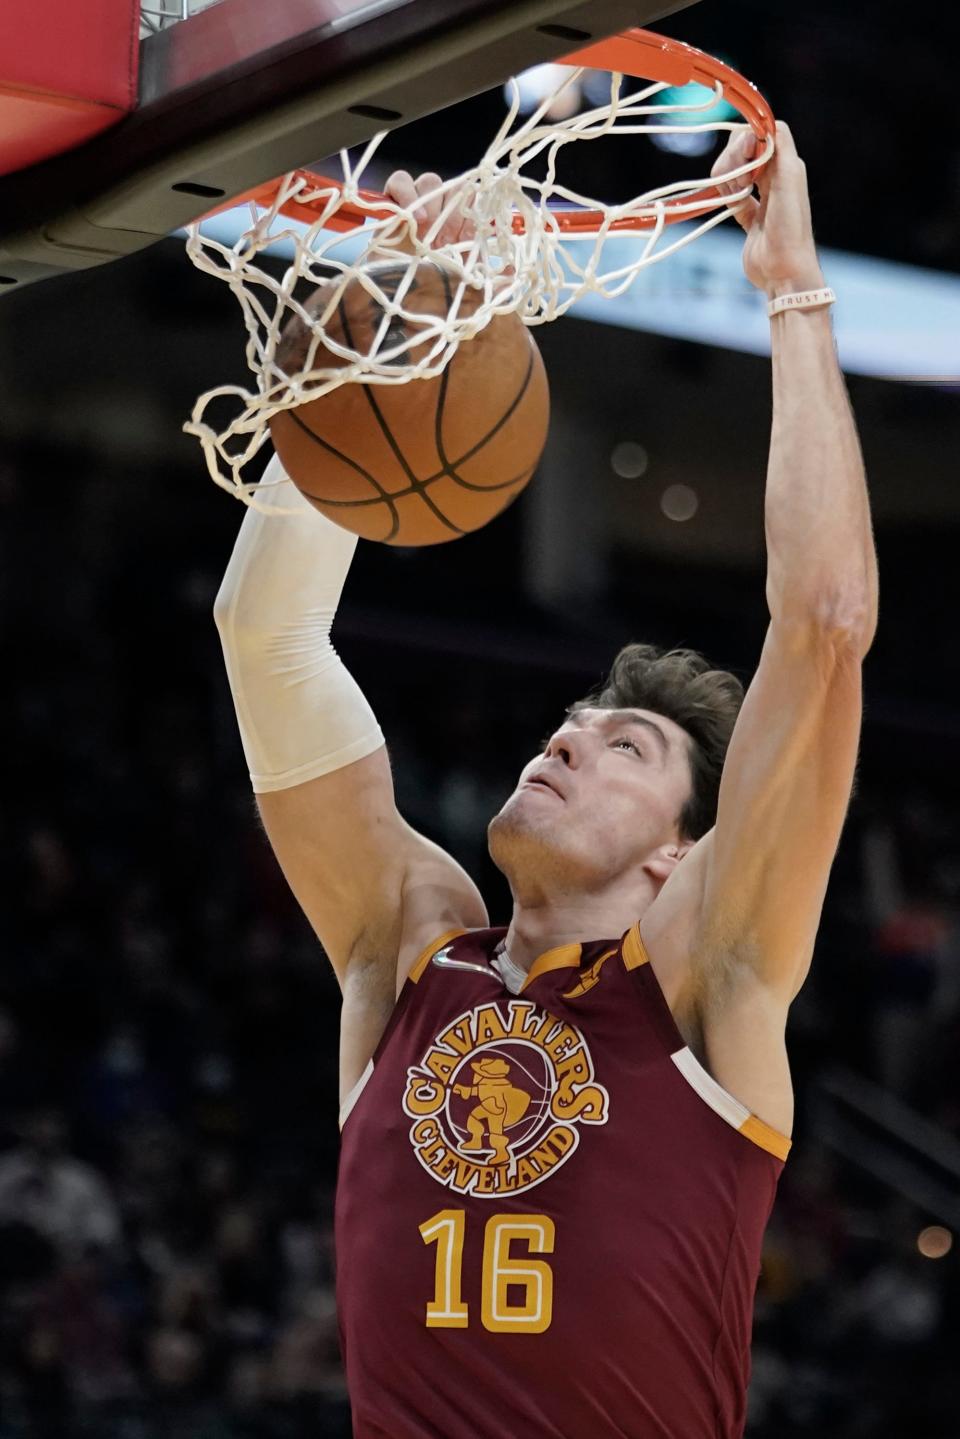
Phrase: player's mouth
[{"left": 524, "top": 773, "right": 565, "bottom": 800}]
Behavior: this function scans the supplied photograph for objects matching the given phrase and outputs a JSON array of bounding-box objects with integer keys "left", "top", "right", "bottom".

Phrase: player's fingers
[
  {"left": 413, "top": 171, "right": 444, "bottom": 233},
  {"left": 447, "top": 207, "right": 479, "bottom": 247},
  {"left": 384, "top": 169, "right": 417, "bottom": 209},
  {"left": 437, "top": 203, "right": 469, "bottom": 247},
  {"left": 727, "top": 193, "right": 761, "bottom": 233},
  {"left": 427, "top": 182, "right": 479, "bottom": 248},
  {"left": 442, "top": 214, "right": 466, "bottom": 246},
  {"left": 753, "top": 121, "right": 804, "bottom": 205},
  {"left": 375, "top": 171, "right": 421, "bottom": 254},
  {"left": 710, "top": 136, "right": 737, "bottom": 182},
  {"left": 772, "top": 119, "right": 800, "bottom": 162},
  {"left": 711, "top": 125, "right": 757, "bottom": 182},
  {"left": 760, "top": 122, "right": 804, "bottom": 191}
]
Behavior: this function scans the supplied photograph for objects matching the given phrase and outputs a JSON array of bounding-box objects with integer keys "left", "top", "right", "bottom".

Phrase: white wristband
[{"left": 767, "top": 287, "right": 836, "bottom": 318}]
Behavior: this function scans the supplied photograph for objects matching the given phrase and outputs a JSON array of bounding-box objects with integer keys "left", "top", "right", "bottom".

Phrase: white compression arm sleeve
[{"left": 213, "top": 454, "right": 385, "bottom": 793}]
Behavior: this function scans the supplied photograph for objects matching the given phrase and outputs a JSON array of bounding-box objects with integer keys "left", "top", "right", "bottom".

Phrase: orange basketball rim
[{"left": 220, "top": 29, "right": 776, "bottom": 236}]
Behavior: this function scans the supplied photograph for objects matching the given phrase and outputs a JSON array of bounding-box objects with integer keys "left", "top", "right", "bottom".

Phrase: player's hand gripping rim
[
  {"left": 373, "top": 169, "right": 516, "bottom": 293},
  {"left": 381, "top": 170, "right": 477, "bottom": 252},
  {"left": 711, "top": 121, "right": 825, "bottom": 298}
]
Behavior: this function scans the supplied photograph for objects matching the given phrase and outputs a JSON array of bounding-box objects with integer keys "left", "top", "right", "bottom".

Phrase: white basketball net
[{"left": 184, "top": 66, "right": 772, "bottom": 509}]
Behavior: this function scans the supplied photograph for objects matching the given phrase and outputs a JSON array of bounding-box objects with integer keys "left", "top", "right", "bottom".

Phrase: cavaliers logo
[{"left": 402, "top": 998, "right": 609, "bottom": 1197}]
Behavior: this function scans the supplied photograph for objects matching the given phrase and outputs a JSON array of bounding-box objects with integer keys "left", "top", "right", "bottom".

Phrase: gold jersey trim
[
  {"left": 622, "top": 923, "right": 650, "bottom": 971},
  {"left": 738, "top": 1113, "right": 792, "bottom": 1163},
  {"left": 520, "top": 942, "right": 582, "bottom": 991},
  {"left": 408, "top": 929, "right": 468, "bottom": 985}
]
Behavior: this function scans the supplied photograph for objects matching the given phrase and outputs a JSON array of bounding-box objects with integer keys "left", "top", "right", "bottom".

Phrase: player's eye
[{"left": 612, "top": 737, "right": 642, "bottom": 756}]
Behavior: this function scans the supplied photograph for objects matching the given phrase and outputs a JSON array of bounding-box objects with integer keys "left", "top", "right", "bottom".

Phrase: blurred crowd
[{"left": 2, "top": 429, "right": 959, "bottom": 1439}]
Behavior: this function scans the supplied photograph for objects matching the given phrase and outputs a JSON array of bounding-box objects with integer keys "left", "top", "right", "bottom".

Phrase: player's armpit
[
  {"left": 694, "top": 616, "right": 864, "bottom": 1004},
  {"left": 394, "top": 826, "right": 490, "bottom": 996}
]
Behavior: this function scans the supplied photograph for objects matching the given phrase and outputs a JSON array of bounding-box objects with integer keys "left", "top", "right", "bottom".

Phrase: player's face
[{"left": 488, "top": 707, "right": 694, "bottom": 892}]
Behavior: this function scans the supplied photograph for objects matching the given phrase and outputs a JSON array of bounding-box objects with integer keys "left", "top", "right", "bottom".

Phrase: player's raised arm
[
  {"left": 214, "top": 458, "right": 487, "bottom": 1052},
  {"left": 693, "top": 122, "right": 879, "bottom": 999},
  {"left": 213, "top": 171, "right": 490, "bottom": 1090}
]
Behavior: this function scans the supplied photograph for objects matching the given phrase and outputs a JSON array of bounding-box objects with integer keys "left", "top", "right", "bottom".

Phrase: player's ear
[{"left": 642, "top": 839, "right": 695, "bottom": 886}]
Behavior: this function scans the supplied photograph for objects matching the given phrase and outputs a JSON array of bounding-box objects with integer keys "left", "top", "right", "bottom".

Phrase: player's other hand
[
  {"left": 712, "top": 121, "right": 825, "bottom": 298},
  {"left": 380, "top": 170, "right": 478, "bottom": 253}
]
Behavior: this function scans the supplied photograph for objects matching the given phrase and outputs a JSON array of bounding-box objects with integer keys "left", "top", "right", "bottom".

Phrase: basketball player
[{"left": 213, "top": 122, "right": 877, "bottom": 1437}]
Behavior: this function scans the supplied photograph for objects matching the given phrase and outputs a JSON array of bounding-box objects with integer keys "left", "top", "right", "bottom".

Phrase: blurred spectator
[{"left": 0, "top": 1110, "right": 121, "bottom": 1261}]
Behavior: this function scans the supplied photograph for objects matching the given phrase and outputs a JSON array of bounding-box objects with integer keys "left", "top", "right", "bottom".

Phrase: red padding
[{"left": 0, "top": 0, "right": 139, "bottom": 177}]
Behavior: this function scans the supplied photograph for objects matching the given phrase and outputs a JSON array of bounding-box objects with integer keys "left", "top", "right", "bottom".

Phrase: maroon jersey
[{"left": 335, "top": 925, "right": 790, "bottom": 1439}]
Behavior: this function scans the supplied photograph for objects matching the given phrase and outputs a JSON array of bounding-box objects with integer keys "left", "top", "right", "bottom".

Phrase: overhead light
[
  {"left": 626, "top": 64, "right": 739, "bottom": 160},
  {"left": 651, "top": 129, "right": 717, "bottom": 158},
  {"left": 505, "top": 65, "right": 582, "bottom": 121}
]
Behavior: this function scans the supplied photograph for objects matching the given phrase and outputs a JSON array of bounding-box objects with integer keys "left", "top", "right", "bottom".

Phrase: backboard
[{"left": 0, "top": 0, "right": 701, "bottom": 292}]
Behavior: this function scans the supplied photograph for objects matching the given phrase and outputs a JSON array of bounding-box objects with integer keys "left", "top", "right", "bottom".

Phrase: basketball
[{"left": 268, "top": 260, "right": 550, "bottom": 545}]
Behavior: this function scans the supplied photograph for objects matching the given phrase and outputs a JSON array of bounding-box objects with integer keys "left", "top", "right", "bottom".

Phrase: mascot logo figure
[
  {"left": 455, "top": 1056, "right": 530, "bottom": 1166},
  {"left": 402, "top": 999, "right": 610, "bottom": 1198}
]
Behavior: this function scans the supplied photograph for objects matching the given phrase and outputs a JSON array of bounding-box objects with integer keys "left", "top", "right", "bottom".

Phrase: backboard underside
[{"left": 0, "top": 0, "right": 700, "bottom": 292}]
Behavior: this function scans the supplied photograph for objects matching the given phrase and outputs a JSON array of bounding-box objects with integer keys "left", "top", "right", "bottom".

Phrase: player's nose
[{"left": 542, "top": 730, "right": 582, "bottom": 768}]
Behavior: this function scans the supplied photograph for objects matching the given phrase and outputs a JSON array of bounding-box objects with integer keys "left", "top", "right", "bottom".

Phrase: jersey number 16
[{"left": 420, "top": 1209, "right": 555, "bottom": 1334}]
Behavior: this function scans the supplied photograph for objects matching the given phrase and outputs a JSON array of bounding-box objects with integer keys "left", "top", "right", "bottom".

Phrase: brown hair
[{"left": 567, "top": 643, "right": 745, "bottom": 842}]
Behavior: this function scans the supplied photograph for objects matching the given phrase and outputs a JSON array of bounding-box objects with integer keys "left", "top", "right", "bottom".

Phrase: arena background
[{"left": 2, "top": 0, "right": 960, "bottom": 1435}]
